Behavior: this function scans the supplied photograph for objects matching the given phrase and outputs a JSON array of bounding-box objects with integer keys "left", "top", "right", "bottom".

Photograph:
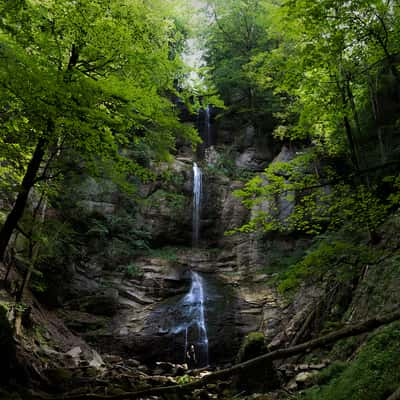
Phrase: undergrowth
[
  {"left": 296, "top": 321, "right": 400, "bottom": 400},
  {"left": 276, "top": 231, "right": 373, "bottom": 294}
]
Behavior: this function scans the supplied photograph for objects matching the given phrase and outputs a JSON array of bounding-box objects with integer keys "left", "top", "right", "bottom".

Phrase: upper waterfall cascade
[{"left": 192, "top": 162, "right": 202, "bottom": 246}]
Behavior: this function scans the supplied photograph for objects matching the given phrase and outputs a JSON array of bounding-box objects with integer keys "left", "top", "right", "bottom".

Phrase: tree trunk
[
  {"left": 346, "top": 78, "right": 362, "bottom": 142},
  {"left": 337, "top": 75, "right": 360, "bottom": 171},
  {"left": 343, "top": 115, "right": 360, "bottom": 171},
  {"left": 0, "top": 136, "right": 48, "bottom": 262},
  {"left": 16, "top": 266, "right": 33, "bottom": 303}
]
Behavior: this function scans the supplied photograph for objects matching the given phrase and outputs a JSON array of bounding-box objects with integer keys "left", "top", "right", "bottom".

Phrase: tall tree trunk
[
  {"left": 343, "top": 114, "right": 360, "bottom": 171},
  {"left": 16, "top": 195, "right": 46, "bottom": 302},
  {"left": 336, "top": 74, "right": 360, "bottom": 171},
  {"left": 0, "top": 136, "right": 48, "bottom": 262},
  {"left": 346, "top": 78, "right": 363, "bottom": 141}
]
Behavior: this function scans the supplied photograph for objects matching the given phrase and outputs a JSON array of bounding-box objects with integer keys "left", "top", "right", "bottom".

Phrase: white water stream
[
  {"left": 161, "top": 160, "right": 209, "bottom": 366},
  {"left": 192, "top": 162, "right": 202, "bottom": 246},
  {"left": 182, "top": 271, "right": 209, "bottom": 366}
]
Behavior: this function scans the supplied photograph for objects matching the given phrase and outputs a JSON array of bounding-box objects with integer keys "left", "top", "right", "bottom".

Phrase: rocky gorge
[
  {"left": 1, "top": 108, "right": 398, "bottom": 400},
  {"left": 1, "top": 1, "right": 400, "bottom": 396}
]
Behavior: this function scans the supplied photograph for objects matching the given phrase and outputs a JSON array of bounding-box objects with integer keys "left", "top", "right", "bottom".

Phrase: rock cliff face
[
  {"left": 3, "top": 118, "right": 399, "bottom": 389},
  {"left": 52, "top": 142, "right": 321, "bottom": 367}
]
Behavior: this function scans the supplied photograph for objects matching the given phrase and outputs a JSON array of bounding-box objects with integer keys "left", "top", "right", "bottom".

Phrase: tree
[
  {"left": 228, "top": 0, "right": 400, "bottom": 240},
  {"left": 202, "top": 0, "right": 281, "bottom": 128},
  {"left": 0, "top": 0, "right": 198, "bottom": 262},
  {"left": 247, "top": 0, "right": 400, "bottom": 166}
]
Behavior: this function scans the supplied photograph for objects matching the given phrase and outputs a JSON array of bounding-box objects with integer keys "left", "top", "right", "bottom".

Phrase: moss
[
  {"left": 235, "top": 332, "right": 280, "bottom": 392},
  {"left": 313, "top": 361, "right": 348, "bottom": 385},
  {"left": 236, "top": 332, "right": 268, "bottom": 363},
  {"left": 145, "top": 189, "right": 187, "bottom": 211},
  {"left": 123, "top": 263, "right": 144, "bottom": 278},
  {"left": 146, "top": 246, "right": 180, "bottom": 262},
  {"left": 330, "top": 336, "right": 362, "bottom": 361},
  {"left": 298, "top": 322, "right": 400, "bottom": 400}
]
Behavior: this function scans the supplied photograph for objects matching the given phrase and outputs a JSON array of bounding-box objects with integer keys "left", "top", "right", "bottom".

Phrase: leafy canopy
[{"left": 0, "top": 0, "right": 199, "bottom": 189}]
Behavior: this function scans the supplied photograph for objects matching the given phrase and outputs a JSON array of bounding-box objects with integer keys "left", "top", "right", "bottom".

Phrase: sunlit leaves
[
  {"left": 231, "top": 148, "right": 390, "bottom": 236},
  {"left": 0, "top": 0, "right": 198, "bottom": 192}
]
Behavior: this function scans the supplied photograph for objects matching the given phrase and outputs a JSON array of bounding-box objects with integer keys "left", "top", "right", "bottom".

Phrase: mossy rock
[
  {"left": 234, "top": 332, "right": 280, "bottom": 393},
  {"left": 236, "top": 332, "right": 268, "bottom": 363}
]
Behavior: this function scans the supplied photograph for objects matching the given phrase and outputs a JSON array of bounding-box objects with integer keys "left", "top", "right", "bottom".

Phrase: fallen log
[{"left": 30, "top": 309, "right": 400, "bottom": 400}]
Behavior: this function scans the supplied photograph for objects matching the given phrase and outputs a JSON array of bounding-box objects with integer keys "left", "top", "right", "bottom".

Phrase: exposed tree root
[{"left": 29, "top": 309, "right": 400, "bottom": 400}]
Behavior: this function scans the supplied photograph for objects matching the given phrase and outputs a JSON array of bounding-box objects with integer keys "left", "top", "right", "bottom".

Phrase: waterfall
[
  {"left": 176, "top": 163, "right": 208, "bottom": 366},
  {"left": 169, "top": 271, "right": 209, "bottom": 367},
  {"left": 182, "top": 271, "right": 209, "bottom": 367},
  {"left": 192, "top": 162, "right": 202, "bottom": 246},
  {"left": 162, "top": 164, "right": 209, "bottom": 367}
]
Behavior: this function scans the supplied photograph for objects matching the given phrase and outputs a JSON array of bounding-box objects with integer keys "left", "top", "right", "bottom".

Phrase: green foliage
[
  {"left": 312, "top": 361, "right": 348, "bottom": 386},
  {"left": 260, "top": 243, "right": 308, "bottom": 277},
  {"left": 330, "top": 336, "right": 364, "bottom": 362},
  {"left": 230, "top": 149, "right": 390, "bottom": 237},
  {"left": 384, "top": 175, "right": 400, "bottom": 207},
  {"left": 144, "top": 190, "right": 187, "bottom": 211},
  {"left": 82, "top": 210, "right": 150, "bottom": 267},
  {"left": 277, "top": 234, "right": 372, "bottom": 293},
  {"left": 176, "top": 374, "right": 195, "bottom": 385},
  {"left": 123, "top": 264, "right": 144, "bottom": 279},
  {"left": 0, "top": 0, "right": 202, "bottom": 282},
  {"left": 204, "top": 147, "right": 255, "bottom": 180},
  {"left": 245, "top": 0, "right": 400, "bottom": 164},
  {"left": 222, "top": 0, "right": 400, "bottom": 258},
  {"left": 298, "top": 322, "right": 400, "bottom": 400},
  {"left": 202, "top": 0, "right": 281, "bottom": 128},
  {"left": 146, "top": 246, "right": 179, "bottom": 262},
  {"left": 0, "top": 0, "right": 198, "bottom": 171},
  {"left": 160, "top": 169, "right": 185, "bottom": 188}
]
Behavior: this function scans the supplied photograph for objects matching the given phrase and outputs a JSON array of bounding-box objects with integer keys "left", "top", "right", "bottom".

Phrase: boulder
[
  {"left": 66, "top": 346, "right": 82, "bottom": 359},
  {"left": 295, "top": 371, "right": 318, "bottom": 387},
  {"left": 234, "top": 332, "right": 280, "bottom": 392},
  {"left": 89, "top": 350, "right": 104, "bottom": 369}
]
